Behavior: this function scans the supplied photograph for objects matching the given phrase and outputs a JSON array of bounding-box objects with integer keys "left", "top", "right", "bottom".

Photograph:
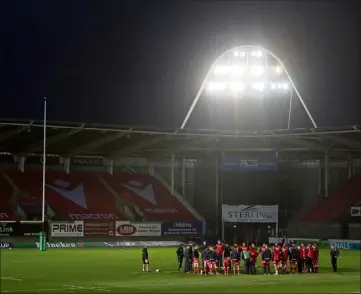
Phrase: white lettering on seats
[{"left": 69, "top": 213, "right": 119, "bottom": 220}]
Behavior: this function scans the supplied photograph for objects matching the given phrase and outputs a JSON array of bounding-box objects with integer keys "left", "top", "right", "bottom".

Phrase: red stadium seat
[
  {"left": 0, "top": 173, "right": 19, "bottom": 221},
  {"left": 301, "top": 174, "right": 361, "bottom": 222}
]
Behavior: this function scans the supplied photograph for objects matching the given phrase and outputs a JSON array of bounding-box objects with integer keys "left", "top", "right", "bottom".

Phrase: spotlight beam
[{"left": 180, "top": 45, "right": 318, "bottom": 129}]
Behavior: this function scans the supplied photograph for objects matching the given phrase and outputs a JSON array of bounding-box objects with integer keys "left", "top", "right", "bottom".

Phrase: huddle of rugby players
[{"left": 177, "top": 240, "right": 319, "bottom": 275}]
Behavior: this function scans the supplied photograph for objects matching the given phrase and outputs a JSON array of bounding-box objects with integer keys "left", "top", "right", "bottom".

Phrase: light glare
[
  {"left": 251, "top": 82, "right": 265, "bottom": 92},
  {"left": 275, "top": 66, "right": 282, "bottom": 74},
  {"left": 250, "top": 65, "right": 264, "bottom": 76},
  {"left": 230, "top": 82, "right": 245, "bottom": 93},
  {"left": 214, "top": 66, "right": 229, "bottom": 75},
  {"left": 207, "top": 82, "right": 226, "bottom": 91}
]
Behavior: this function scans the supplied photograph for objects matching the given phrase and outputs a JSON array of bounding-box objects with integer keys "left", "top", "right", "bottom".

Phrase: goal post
[
  {"left": 221, "top": 204, "right": 279, "bottom": 242},
  {"left": 2, "top": 98, "right": 48, "bottom": 251}
]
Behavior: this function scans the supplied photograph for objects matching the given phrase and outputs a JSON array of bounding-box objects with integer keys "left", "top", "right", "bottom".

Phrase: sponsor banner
[
  {"left": 69, "top": 213, "right": 119, "bottom": 220},
  {"left": 161, "top": 221, "right": 202, "bottom": 236},
  {"left": 115, "top": 222, "right": 161, "bottom": 237},
  {"left": 9, "top": 241, "right": 182, "bottom": 248},
  {"left": 329, "top": 239, "right": 361, "bottom": 250},
  {"left": 351, "top": 206, "right": 361, "bottom": 217},
  {"left": 221, "top": 156, "right": 278, "bottom": 172},
  {"left": 84, "top": 221, "right": 115, "bottom": 236},
  {"left": 103, "top": 241, "right": 181, "bottom": 247},
  {"left": 268, "top": 237, "right": 320, "bottom": 244},
  {"left": 51, "top": 221, "right": 84, "bottom": 237},
  {"left": 0, "top": 223, "right": 43, "bottom": 237},
  {"left": 222, "top": 205, "right": 278, "bottom": 223},
  {"left": 71, "top": 157, "right": 104, "bottom": 166},
  {"left": 0, "top": 242, "right": 13, "bottom": 248}
]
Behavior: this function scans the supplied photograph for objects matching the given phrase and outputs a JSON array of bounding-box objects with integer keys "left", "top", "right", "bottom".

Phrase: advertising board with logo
[
  {"left": 71, "top": 157, "right": 104, "bottom": 166},
  {"left": 329, "top": 239, "right": 361, "bottom": 250},
  {"left": 115, "top": 222, "right": 161, "bottom": 237},
  {"left": 162, "top": 221, "right": 202, "bottom": 236},
  {"left": 0, "top": 223, "right": 43, "bottom": 237},
  {"left": 221, "top": 156, "right": 278, "bottom": 172},
  {"left": 84, "top": 221, "right": 115, "bottom": 236},
  {"left": 51, "top": 221, "right": 84, "bottom": 237},
  {"left": 222, "top": 205, "right": 279, "bottom": 223}
]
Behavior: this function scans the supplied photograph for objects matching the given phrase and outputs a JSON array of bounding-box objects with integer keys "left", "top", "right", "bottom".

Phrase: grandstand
[{"left": 0, "top": 119, "right": 360, "bottom": 241}]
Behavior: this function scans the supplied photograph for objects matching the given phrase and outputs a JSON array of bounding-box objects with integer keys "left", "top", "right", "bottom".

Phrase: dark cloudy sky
[{"left": 1, "top": 0, "right": 360, "bottom": 130}]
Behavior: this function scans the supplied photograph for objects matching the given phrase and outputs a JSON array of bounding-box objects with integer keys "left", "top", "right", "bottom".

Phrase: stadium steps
[
  {"left": 151, "top": 171, "right": 204, "bottom": 222},
  {"left": 300, "top": 174, "right": 361, "bottom": 222}
]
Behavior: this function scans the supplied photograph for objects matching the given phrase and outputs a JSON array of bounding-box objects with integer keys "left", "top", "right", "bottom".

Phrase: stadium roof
[{"left": 0, "top": 119, "right": 360, "bottom": 160}]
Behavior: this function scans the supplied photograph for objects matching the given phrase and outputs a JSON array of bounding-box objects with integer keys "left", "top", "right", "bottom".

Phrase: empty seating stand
[{"left": 301, "top": 174, "right": 361, "bottom": 222}]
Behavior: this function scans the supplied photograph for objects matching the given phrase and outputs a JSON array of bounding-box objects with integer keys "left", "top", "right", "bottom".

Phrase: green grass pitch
[{"left": 1, "top": 248, "right": 360, "bottom": 293}]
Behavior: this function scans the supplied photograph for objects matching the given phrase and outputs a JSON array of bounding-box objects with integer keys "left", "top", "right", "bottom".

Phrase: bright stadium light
[
  {"left": 214, "top": 66, "right": 229, "bottom": 75},
  {"left": 251, "top": 82, "right": 265, "bottom": 92},
  {"left": 180, "top": 45, "right": 318, "bottom": 130},
  {"left": 251, "top": 50, "right": 263, "bottom": 57},
  {"left": 250, "top": 65, "right": 264, "bottom": 76},
  {"left": 275, "top": 65, "right": 282, "bottom": 74},
  {"left": 207, "top": 81, "right": 227, "bottom": 91},
  {"left": 230, "top": 82, "right": 245, "bottom": 93}
]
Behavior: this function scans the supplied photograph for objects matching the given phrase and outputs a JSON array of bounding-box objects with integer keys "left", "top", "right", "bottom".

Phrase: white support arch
[{"left": 180, "top": 45, "right": 318, "bottom": 129}]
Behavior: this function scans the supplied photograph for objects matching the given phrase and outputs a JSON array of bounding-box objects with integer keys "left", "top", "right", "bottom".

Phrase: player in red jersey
[
  {"left": 223, "top": 257, "right": 231, "bottom": 275},
  {"left": 241, "top": 242, "right": 248, "bottom": 253},
  {"left": 272, "top": 243, "right": 282, "bottom": 275},
  {"left": 299, "top": 244, "right": 307, "bottom": 273},
  {"left": 215, "top": 240, "right": 224, "bottom": 269},
  {"left": 313, "top": 244, "right": 319, "bottom": 273},
  {"left": 259, "top": 243, "right": 266, "bottom": 255},
  {"left": 249, "top": 244, "right": 258, "bottom": 275},
  {"left": 193, "top": 246, "right": 200, "bottom": 274},
  {"left": 281, "top": 245, "right": 289, "bottom": 274},
  {"left": 306, "top": 243, "right": 314, "bottom": 273}
]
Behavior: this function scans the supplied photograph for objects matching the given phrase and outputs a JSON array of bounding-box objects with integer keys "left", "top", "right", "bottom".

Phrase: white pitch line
[
  {"left": 1, "top": 277, "right": 23, "bottom": 281},
  {"left": 1, "top": 288, "right": 74, "bottom": 293},
  {"left": 63, "top": 284, "right": 111, "bottom": 292}
]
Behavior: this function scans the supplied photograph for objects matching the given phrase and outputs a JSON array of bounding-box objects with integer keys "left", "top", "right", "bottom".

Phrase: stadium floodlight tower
[{"left": 180, "top": 45, "right": 318, "bottom": 130}]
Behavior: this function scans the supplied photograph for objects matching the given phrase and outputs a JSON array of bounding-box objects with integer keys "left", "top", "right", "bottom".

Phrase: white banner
[
  {"left": 51, "top": 221, "right": 84, "bottom": 237},
  {"left": 115, "top": 222, "right": 161, "bottom": 237},
  {"left": 351, "top": 206, "right": 361, "bottom": 217},
  {"left": 222, "top": 205, "right": 278, "bottom": 223}
]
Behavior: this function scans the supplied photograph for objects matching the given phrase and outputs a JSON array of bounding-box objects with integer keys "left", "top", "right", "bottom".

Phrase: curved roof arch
[{"left": 180, "top": 45, "right": 317, "bottom": 130}]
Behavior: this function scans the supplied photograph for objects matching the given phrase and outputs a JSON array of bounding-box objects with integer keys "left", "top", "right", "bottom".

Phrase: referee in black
[{"left": 330, "top": 244, "right": 340, "bottom": 272}]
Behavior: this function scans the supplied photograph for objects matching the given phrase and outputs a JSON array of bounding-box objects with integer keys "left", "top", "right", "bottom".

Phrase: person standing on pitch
[
  {"left": 142, "top": 246, "right": 149, "bottom": 272},
  {"left": 184, "top": 245, "right": 191, "bottom": 273},
  {"left": 176, "top": 244, "right": 184, "bottom": 271},
  {"left": 330, "top": 244, "right": 340, "bottom": 272}
]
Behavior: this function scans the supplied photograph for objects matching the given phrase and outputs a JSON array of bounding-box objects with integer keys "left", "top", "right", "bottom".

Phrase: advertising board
[
  {"left": 51, "top": 221, "right": 84, "bottom": 237},
  {"left": 115, "top": 222, "right": 161, "bottom": 237},
  {"left": 161, "top": 221, "right": 202, "bottom": 236},
  {"left": 84, "top": 221, "right": 115, "bottom": 236}
]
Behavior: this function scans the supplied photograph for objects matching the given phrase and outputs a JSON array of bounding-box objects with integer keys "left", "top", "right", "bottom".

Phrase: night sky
[{"left": 1, "top": 0, "right": 360, "bottom": 130}]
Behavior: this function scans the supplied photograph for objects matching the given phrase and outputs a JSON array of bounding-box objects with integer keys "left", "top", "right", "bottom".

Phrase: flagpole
[{"left": 41, "top": 97, "right": 47, "bottom": 231}]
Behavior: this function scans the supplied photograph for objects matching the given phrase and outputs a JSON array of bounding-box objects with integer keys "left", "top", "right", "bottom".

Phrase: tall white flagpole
[{"left": 41, "top": 97, "right": 47, "bottom": 230}]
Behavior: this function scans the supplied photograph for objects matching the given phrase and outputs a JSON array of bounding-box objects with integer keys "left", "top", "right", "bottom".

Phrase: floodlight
[
  {"left": 206, "top": 81, "right": 226, "bottom": 91},
  {"left": 214, "top": 66, "right": 230, "bottom": 75},
  {"left": 282, "top": 83, "right": 289, "bottom": 90},
  {"left": 271, "top": 83, "right": 276, "bottom": 90},
  {"left": 233, "top": 51, "right": 246, "bottom": 57},
  {"left": 250, "top": 65, "right": 264, "bottom": 76},
  {"left": 277, "top": 84, "right": 283, "bottom": 89},
  {"left": 240, "top": 51, "right": 246, "bottom": 57},
  {"left": 251, "top": 82, "right": 265, "bottom": 92},
  {"left": 275, "top": 66, "right": 282, "bottom": 74},
  {"left": 229, "top": 65, "right": 245, "bottom": 76},
  {"left": 230, "top": 82, "right": 245, "bottom": 93},
  {"left": 251, "top": 50, "right": 263, "bottom": 57},
  {"left": 233, "top": 51, "right": 239, "bottom": 57}
]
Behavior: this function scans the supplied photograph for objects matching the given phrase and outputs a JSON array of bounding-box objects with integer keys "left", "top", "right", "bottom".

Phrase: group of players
[{"left": 177, "top": 240, "right": 320, "bottom": 275}]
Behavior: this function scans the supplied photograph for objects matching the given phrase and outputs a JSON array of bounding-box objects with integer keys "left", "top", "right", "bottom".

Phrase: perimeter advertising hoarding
[
  {"left": 115, "top": 222, "right": 161, "bottom": 237},
  {"left": 51, "top": 221, "right": 84, "bottom": 237},
  {"left": 84, "top": 221, "right": 115, "bottom": 236},
  {"left": 0, "top": 223, "right": 44, "bottom": 237},
  {"left": 221, "top": 156, "right": 278, "bottom": 172},
  {"left": 222, "top": 205, "right": 278, "bottom": 223},
  {"left": 161, "top": 221, "right": 202, "bottom": 236}
]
